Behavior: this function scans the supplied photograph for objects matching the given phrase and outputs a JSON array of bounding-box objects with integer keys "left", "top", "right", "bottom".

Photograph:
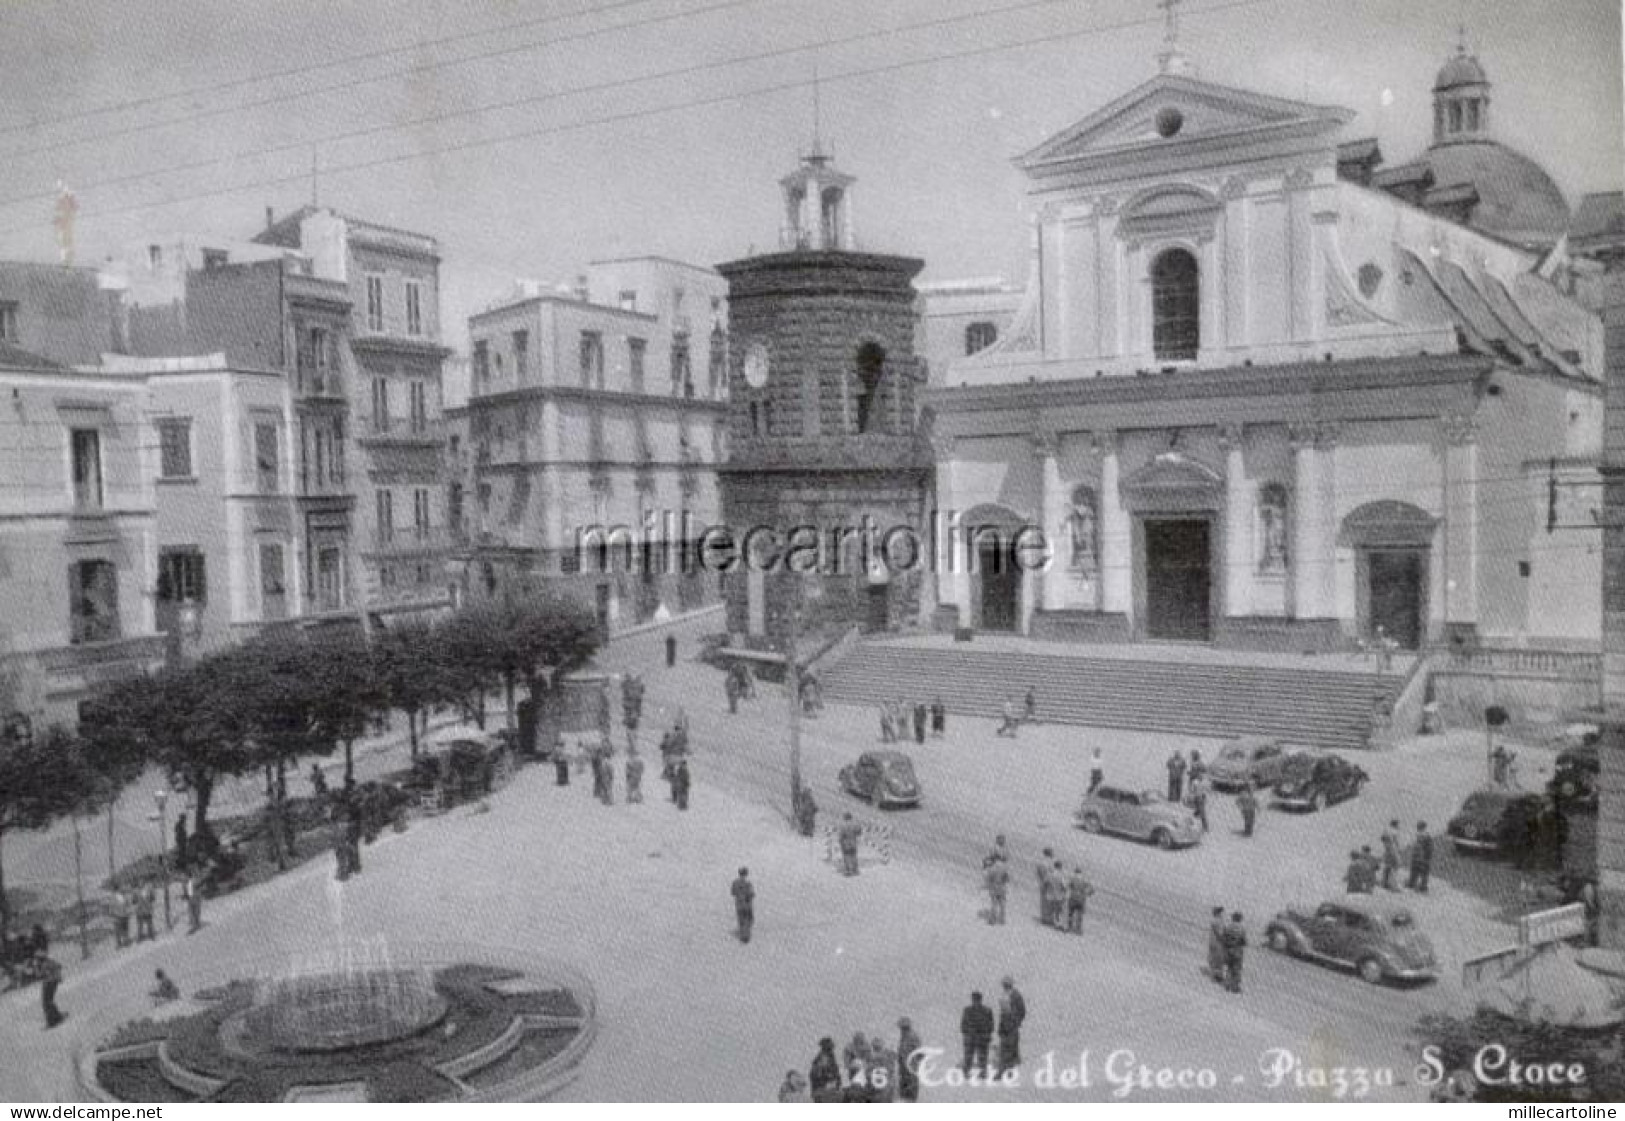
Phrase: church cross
[{"left": 1158, "top": 0, "right": 1182, "bottom": 48}]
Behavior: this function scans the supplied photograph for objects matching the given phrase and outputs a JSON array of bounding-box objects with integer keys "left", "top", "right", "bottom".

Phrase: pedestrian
[
  {"left": 183, "top": 872, "right": 203, "bottom": 934},
  {"left": 1166, "top": 750, "right": 1187, "bottom": 803},
  {"left": 838, "top": 813, "right": 862, "bottom": 876},
  {"left": 599, "top": 738, "right": 617, "bottom": 806},
  {"left": 150, "top": 968, "right": 180, "bottom": 1003},
  {"left": 1359, "top": 845, "right": 1381, "bottom": 890},
  {"left": 625, "top": 749, "right": 644, "bottom": 804},
  {"left": 913, "top": 700, "right": 927, "bottom": 745},
  {"left": 897, "top": 1017, "right": 923, "bottom": 1102},
  {"left": 1187, "top": 772, "right": 1209, "bottom": 832},
  {"left": 879, "top": 703, "right": 894, "bottom": 743},
  {"left": 989, "top": 833, "right": 1010, "bottom": 867},
  {"left": 111, "top": 887, "right": 131, "bottom": 949},
  {"left": 1023, "top": 686, "right": 1037, "bottom": 723},
  {"left": 731, "top": 867, "right": 755, "bottom": 943},
  {"left": 931, "top": 696, "right": 946, "bottom": 738},
  {"left": 809, "top": 1037, "right": 843, "bottom": 1103},
  {"left": 726, "top": 671, "right": 741, "bottom": 715},
  {"left": 1408, "top": 821, "right": 1433, "bottom": 892},
  {"left": 1380, "top": 819, "right": 1402, "bottom": 891},
  {"left": 1065, "top": 866, "right": 1094, "bottom": 934},
  {"left": 665, "top": 633, "right": 677, "bottom": 667},
  {"left": 984, "top": 856, "right": 1009, "bottom": 925},
  {"left": 37, "top": 952, "right": 65, "bottom": 1029},
  {"left": 1188, "top": 750, "right": 1207, "bottom": 783},
  {"left": 1206, "top": 905, "right": 1226, "bottom": 982},
  {"left": 1344, "top": 849, "right": 1370, "bottom": 894},
  {"left": 1036, "top": 848, "right": 1057, "bottom": 926},
  {"left": 135, "top": 882, "right": 156, "bottom": 941},
  {"left": 1088, "top": 747, "right": 1104, "bottom": 795},
  {"left": 959, "top": 991, "right": 994, "bottom": 1077},
  {"left": 997, "top": 698, "right": 1019, "bottom": 738},
  {"left": 1236, "top": 786, "right": 1258, "bottom": 837},
  {"left": 795, "top": 785, "right": 818, "bottom": 837},
  {"left": 842, "top": 1034, "right": 873, "bottom": 1101},
  {"left": 673, "top": 758, "right": 691, "bottom": 811},
  {"left": 174, "top": 815, "right": 189, "bottom": 871},
  {"left": 1222, "top": 912, "right": 1247, "bottom": 993},
  {"left": 996, "top": 976, "right": 1026, "bottom": 1075},
  {"left": 310, "top": 763, "right": 328, "bottom": 800},
  {"left": 1043, "top": 861, "right": 1067, "bottom": 930},
  {"left": 869, "top": 1035, "right": 897, "bottom": 1102},
  {"left": 554, "top": 741, "right": 571, "bottom": 786},
  {"left": 777, "top": 1070, "right": 808, "bottom": 1103}
]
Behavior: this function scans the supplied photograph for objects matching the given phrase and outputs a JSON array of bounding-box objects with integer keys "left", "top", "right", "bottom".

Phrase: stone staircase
[{"left": 821, "top": 642, "right": 1404, "bottom": 751}]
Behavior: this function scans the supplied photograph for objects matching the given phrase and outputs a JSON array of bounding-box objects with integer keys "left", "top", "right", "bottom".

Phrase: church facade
[{"left": 923, "top": 45, "right": 1605, "bottom": 652}]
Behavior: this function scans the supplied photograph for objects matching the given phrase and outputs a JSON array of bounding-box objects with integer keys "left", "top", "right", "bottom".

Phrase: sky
[{"left": 0, "top": 0, "right": 1620, "bottom": 350}]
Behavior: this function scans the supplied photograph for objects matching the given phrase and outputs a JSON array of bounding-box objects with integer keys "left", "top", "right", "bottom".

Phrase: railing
[
  {"left": 1443, "top": 647, "right": 1602, "bottom": 679},
  {"left": 36, "top": 633, "right": 169, "bottom": 674},
  {"left": 368, "top": 527, "right": 454, "bottom": 554},
  {"left": 357, "top": 419, "right": 446, "bottom": 446}
]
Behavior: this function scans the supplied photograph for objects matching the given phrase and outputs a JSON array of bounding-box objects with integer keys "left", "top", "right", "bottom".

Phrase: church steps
[{"left": 820, "top": 644, "right": 1401, "bottom": 751}]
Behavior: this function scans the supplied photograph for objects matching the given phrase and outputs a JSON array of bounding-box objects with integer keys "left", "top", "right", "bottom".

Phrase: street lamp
[{"left": 153, "top": 789, "right": 172, "bottom": 931}]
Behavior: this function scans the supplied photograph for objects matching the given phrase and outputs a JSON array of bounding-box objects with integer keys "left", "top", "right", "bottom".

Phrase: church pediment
[
  {"left": 1121, "top": 451, "right": 1223, "bottom": 512},
  {"left": 1016, "top": 75, "right": 1353, "bottom": 176}
]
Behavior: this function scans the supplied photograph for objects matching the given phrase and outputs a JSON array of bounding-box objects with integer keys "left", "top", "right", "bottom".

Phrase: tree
[
  {"left": 373, "top": 621, "right": 451, "bottom": 759},
  {"left": 442, "top": 592, "right": 600, "bottom": 729},
  {"left": 0, "top": 721, "right": 97, "bottom": 938}
]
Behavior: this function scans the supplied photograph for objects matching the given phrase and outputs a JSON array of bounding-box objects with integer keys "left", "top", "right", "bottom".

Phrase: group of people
[
  {"left": 797, "top": 1020, "right": 924, "bottom": 1102},
  {"left": 878, "top": 697, "right": 945, "bottom": 744},
  {"left": 960, "top": 977, "right": 1027, "bottom": 1078},
  {"left": 108, "top": 882, "right": 160, "bottom": 947},
  {"left": 995, "top": 688, "right": 1039, "bottom": 737},
  {"left": 1206, "top": 907, "right": 1249, "bottom": 993},
  {"left": 1034, "top": 847, "right": 1096, "bottom": 934},
  {"left": 1346, "top": 820, "right": 1435, "bottom": 894}
]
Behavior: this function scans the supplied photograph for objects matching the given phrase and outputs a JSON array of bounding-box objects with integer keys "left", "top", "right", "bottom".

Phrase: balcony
[
  {"left": 356, "top": 419, "right": 447, "bottom": 448},
  {"left": 363, "top": 527, "right": 454, "bottom": 557},
  {"left": 34, "top": 632, "right": 169, "bottom": 688}
]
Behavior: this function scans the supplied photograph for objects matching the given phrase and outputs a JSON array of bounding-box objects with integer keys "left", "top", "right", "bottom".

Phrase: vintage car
[
  {"left": 1549, "top": 741, "right": 1599, "bottom": 811},
  {"left": 1265, "top": 897, "right": 1439, "bottom": 985},
  {"left": 1075, "top": 784, "right": 1202, "bottom": 849},
  {"left": 1207, "top": 736, "right": 1290, "bottom": 791},
  {"left": 1446, "top": 788, "right": 1553, "bottom": 859},
  {"left": 1270, "top": 751, "right": 1368, "bottom": 811},
  {"left": 839, "top": 750, "right": 922, "bottom": 809}
]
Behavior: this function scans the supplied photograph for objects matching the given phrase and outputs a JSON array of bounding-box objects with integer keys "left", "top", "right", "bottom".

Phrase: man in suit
[
  {"left": 1222, "top": 912, "right": 1248, "bottom": 993},
  {"left": 1408, "top": 821, "right": 1434, "bottom": 892},
  {"left": 1380, "top": 820, "right": 1402, "bottom": 891},
  {"left": 838, "top": 813, "right": 862, "bottom": 876},
  {"left": 1207, "top": 905, "right": 1226, "bottom": 982},
  {"left": 1166, "top": 750, "right": 1187, "bottom": 803},
  {"left": 731, "top": 867, "right": 755, "bottom": 943},
  {"left": 996, "top": 976, "right": 1027, "bottom": 1075},
  {"left": 959, "top": 991, "right": 994, "bottom": 1076},
  {"left": 897, "top": 1017, "right": 923, "bottom": 1102}
]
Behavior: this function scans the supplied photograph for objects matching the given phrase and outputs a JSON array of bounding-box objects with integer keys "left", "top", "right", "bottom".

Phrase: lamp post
[
  {"left": 787, "top": 579, "right": 802, "bottom": 821},
  {"left": 153, "top": 789, "right": 171, "bottom": 931},
  {"left": 72, "top": 809, "right": 89, "bottom": 959}
]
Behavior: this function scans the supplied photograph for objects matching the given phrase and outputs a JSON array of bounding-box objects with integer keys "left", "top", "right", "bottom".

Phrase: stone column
[
  {"left": 1220, "top": 424, "right": 1252, "bottom": 620},
  {"left": 1033, "top": 428, "right": 1063, "bottom": 611},
  {"left": 1290, "top": 422, "right": 1322, "bottom": 618},
  {"left": 1099, "top": 431, "right": 1131, "bottom": 617},
  {"left": 1441, "top": 414, "right": 1479, "bottom": 634}
]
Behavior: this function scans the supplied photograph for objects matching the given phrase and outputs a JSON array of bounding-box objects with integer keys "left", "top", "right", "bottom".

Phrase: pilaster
[
  {"left": 1099, "top": 430, "right": 1131, "bottom": 617},
  {"left": 1219, "top": 424, "right": 1251, "bottom": 618}
]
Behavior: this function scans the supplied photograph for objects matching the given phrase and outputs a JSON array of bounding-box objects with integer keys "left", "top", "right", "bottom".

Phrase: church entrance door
[
  {"left": 1367, "top": 549, "right": 1424, "bottom": 650},
  {"left": 977, "top": 540, "right": 1020, "bottom": 632},
  {"left": 865, "top": 584, "right": 890, "bottom": 633},
  {"left": 1144, "top": 518, "right": 1212, "bottom": 642}
]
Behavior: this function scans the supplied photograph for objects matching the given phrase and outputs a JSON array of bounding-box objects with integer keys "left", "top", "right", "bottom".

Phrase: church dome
[
  {"left": 1434, "top": 50, "right": 1487, "bottom": 91},
  {"left": 1420, "top": 139, "right": 1571, "bottom": 248}
]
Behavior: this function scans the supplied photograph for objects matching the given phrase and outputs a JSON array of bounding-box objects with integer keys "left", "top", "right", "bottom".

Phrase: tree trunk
[
  {"left": 475, "top": 689, "right": 487, "bottom": 731},
  {"left": 106, "top": 800, "right": 117, "bottom": 886},
  {"left": 408, "top": 710, "right": 420, "bottom": 759},
  {"left": 0, "top": 826, "right": 9, "bottom": 940},
  {"left": 344, "top": 740, "right": 355, "bottom": 784},
  {"left": 265, "top": 764, "right": 286, "bottom": 872},
  {"left": 192, "top": 776, "right": 214, "bottom": 839},
  {"left": 504, "top": 674, "right": 517, "bottom": 730}
]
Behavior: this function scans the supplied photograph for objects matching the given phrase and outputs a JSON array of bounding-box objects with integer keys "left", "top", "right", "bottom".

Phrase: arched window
[
  {"left": 1151, "top": 248, "right": 1200, "bottom": 362},
  {"left": 854, "top": 342, "right": 886, "bottom": 433},
  {"left": 965, "top": 321, "right": 999, "bottom": 356},
  {"left": 1067, "top": 485, "right": 1098, "bottom": 573},
  {"left": 1257, "top": 483, "right": 1289, "bottom": 573}
]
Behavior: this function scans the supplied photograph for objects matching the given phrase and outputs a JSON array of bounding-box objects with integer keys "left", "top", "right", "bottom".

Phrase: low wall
[
  {"left": 1212, "top": 616, "right": 1347, "bottom": 654},
  {"left": 1029, "top": 610, "right": 1132, "bottom": 644},
  {"left": 1429, "top": 647, "right": 1603, "bottom": 737}
]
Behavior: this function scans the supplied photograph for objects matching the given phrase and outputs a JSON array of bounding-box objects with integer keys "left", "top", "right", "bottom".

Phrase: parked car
[
  {"left": 1270, "top": 751, "right": 1367, "bottom": 811},
  {"left": 839, "top": 750, "right": 922, "bottom": 809},
  {"left": 1207, "top": 736, "right": 1290, "bottom": 791},
  {"left": 1549, "top": 741, "right": 1599, "bottom": 811},
  {"left": 1075, "top": 785, "right": 1202, "bottom": 849},
  {"left": 1446, "top": 788, "right": 1558, "bottom": 862},
  {"left": 1265, "top": 897, "right": 1438, "bottom": 985}
]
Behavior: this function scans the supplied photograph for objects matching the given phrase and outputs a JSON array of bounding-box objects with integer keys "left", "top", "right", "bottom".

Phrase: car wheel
[
  {"left": 1311, "top": 792, "right": 1326, "bottom": 813},
  {"left": 1357, "top": 957, "right": 1385, "bottom": 985},
  {"left": 1080, "top": 812, "right": 1103, "bottom": 834},
  {"left": 1268, "top": 927, "right": 1293, "bottom": 954},
  {"left": 1152, "top": 828, "right": 1175, "bottom": 850}
]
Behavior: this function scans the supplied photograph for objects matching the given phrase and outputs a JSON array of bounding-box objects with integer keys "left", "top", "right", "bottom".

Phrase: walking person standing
[
  {"left": 1088, "top": 747, "right": 1105, "bottom": 794},
  {"left": 838, "top": 813, "right": 862, "bottom": 876},
  {"left": 913, "top": 700, "right": 927, "bottom": 745},
  {"left": 111, "top": 888, "right": 131, "bottom": 949},
  {"left": 672, "top": 758, "right": 691, "bottom": 812},
  {"left": 1206, "top": 905, "right": 1226, "bottom": 983},
  {"left": 1236, "top": 786, "right": 1258, "bottom": 837},
  {"left": 1166, "top": 750, "right": 1187, "bottom": 803},
  {"left": 959, "top": 991, "right": 994, "bottom": 1077},
  {"left": 1408, "top": 821, "right": 1434, "bottom": 892},
  {"left": 625, "top": 749, "right": 644, "bottom": 804},
  {"left": 731, "top": 867, "right": 755, "bottom": 943},
  {"left": 897, "top": 1017, "right": 923, "bottom": 1102},
  {"left": 37, "top": 952, "right": 65, "bottom": 1029},
  {"left": 1187, "top": 772, "right": 1209, "bottom": 832},
  {"left": 983, "top": 856, "right": 1009, "bottom": 925},
  {"left": 183, "top": 872, "right": 203, "bottom": 934},
  {"left": 1380, "top": 820, "right": 1402, "bottom": 891},
  {"left": 1222, "top": 912, "right": 1248, "bottom": 993},
  {"left": 996, "top": 976, "right": 1027, "bottom": 1076},
  {"left": 1065, "top": 866, "right": 1094, "bottom": 934},
  {"left": 1035, "top": 849, "right": 1057, "bottom": 926},
  {"left": 931, "top": 696, "right": 946, "bottom": 738}
]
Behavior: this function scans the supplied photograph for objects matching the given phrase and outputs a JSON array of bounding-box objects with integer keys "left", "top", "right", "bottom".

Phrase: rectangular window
[
  {"left": 579, "top": 331, "right": 603, "bottom": 387},
  {"left": 157, "top": 418, "right": 192, "bottom": 479},
  {"left": 69, "top": 559, "right": 120, "bottom": 644},
  {"left": 671, "top": 333, "right": 691, "bottom": 395},
  {"left": 366, "top": 275, "right": 384, "bottom": 332},
  {"left": 254, "top": 422, "right": 279, "bottom": 494},
  {"left": 413, "top": 488, "right": 430, "bottom": 539},
  {"left": 512, "top": 330, "right": 529, "bottom": 381},
  {"left": 71, "top": 428, "right": 102, "bottom": 509},
  {"left": 316, "top": 546, "right": 344, "bottom": 610},
  {"left": 372, "top": 377, "right": 390, "bottom": 432},
  {"left": 405, "top": 280, "right": 423, "bottom": 336},
  {"left": 628, "top": 337, "right": 647, "bottom": 392},
  {"left": 618, "top": 289, "right": 637, "bottom": 312},
  {"left": 409, "top": 381, "right": 427, "bottom": 433},
  {"left": 448, "top": 482, "right": 464, "bottom": 538},
  {"left": 331, "top": 417, "right": 346, "bottom": 482},
  {"left": 473, "top": 340, "right": 489, "bottom": 386},
  {"left": 260, "top": 543, "right": 287, "bottom": 620},
  {"left": 377, "top": 488, "right": 394, "bottom": 543},
  {"left": 0, "top": 301, "right": 17, "bottom": 342},
  {"left": 157, "top": 549, "right": 207, "bottom": 604}
]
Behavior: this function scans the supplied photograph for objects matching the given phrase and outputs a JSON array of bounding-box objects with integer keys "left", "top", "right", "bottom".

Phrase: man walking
[
  {"left": 838, "top": 813, "right": 862, "bottom": 876},
  {"left": 931, "top": 696, "right": 946, "bottom": 738},
  {"left": 725, "top": 671, "right": 741, "bottom": 715},
  {"left": 996, "top": 976, "right": 1027, "bottom": 1076},
  {"left": 897, "top": 1017, "right": 923, "bottom": 1102},
  {"left": 1065, "top": 866, "right": 1094, "bottom": 934},
  {"left": 1222, "top": 912, "right": 1247, "bottom": 993},
  {"left": 625, "top": 749, "right": 644, "bottom": 803},
  {"left": 959, "top": 991, "right": 994, "bottom": 1077},
  {"left": 1088, "top": 747, "right": 1104, "bottom": 794},
  {"left": 1187, "top": 772, "right": 1209, "bottom": 832},
  {"left": 1380, "top": 820, "right": 1402, "bottom": 891},
  {"left": 1207, "top": 905, "right": 1227, "bottom": 983},
  {"left": 183, "top": 872, "right": 203, "bottom": 934},
  {"left": 37, "top": 952, "right": 65, "bottom": 1029},
  {"left": 913, "top": 700, "right": 927, "bottom": 745},
  {"left": 1236, "top": 786, "right": 1258, "bottom": 837},
  {"left": 1036, "top": 849, "right": 1057, "bottom": 926},
  {"left": 731, "top": 867, "right": 755, "bottom": 943},
  {"left": 1408, "top": 821, "right": 1434, "bottom": 892},
  {"left": 984, "top": 856, "right": 1009, "bottom": 925},
  {"left": 1166, "top": 750, "right": 1187, "bottom": 803},
  {"left": 672, "top": 758, "right": 691, "bottom": 812}
]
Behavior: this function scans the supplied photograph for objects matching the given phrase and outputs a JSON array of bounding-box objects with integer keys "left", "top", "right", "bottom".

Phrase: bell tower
[{"left": 780, "top": 143, "right": 856, "bottom": 251}]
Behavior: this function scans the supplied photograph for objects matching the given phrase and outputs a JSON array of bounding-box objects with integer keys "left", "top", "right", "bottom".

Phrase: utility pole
[{"left": 786, "top": 575, "right": 803, "bottom": 822}]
